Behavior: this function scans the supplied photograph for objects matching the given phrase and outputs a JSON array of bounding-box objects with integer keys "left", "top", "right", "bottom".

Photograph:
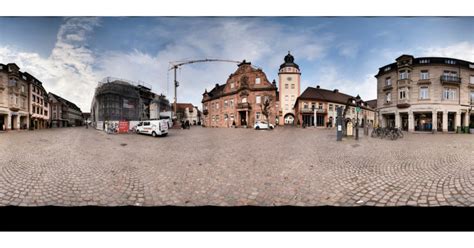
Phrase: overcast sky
[{"left": 1, "top": 17, "right": 473, "bottom": 111}]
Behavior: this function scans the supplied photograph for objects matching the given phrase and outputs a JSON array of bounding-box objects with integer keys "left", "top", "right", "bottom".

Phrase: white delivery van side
[{"left": 135, "top": 120, "right": 169, "bottom": 137}]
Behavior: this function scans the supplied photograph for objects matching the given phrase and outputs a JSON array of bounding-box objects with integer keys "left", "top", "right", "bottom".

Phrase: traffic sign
[{"left": 356, "top": 107, "right": 361, "bottom": 113}]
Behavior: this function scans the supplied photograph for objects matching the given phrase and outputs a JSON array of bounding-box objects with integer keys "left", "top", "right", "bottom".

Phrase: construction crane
[{"left": 168, "top": 58, "right": 242, "bottom": 123}]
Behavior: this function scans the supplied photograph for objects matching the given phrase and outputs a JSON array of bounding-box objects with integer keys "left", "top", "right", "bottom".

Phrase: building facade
[
  {"left": 278, "top": 52, "right": 301, "bottom": 125},
  {"left": 25, "top": 72, "right": 50, "bottom": 129},
  {"left": 49, "top": 93, "right": 83, "bottom": 127},
  {"left": 150, "top": 94, "right": 172, "bottom": 120},
  {"left": 0, "top": 63, "right": 29, "bottom": 130},
  {"left": 376, "top": 55, "right": 474, "bottom": 132},
  {"left": 176, "top": 103, "right": 201, "bottom": 125},
  {"left": 202, "top": 60, "right": 279, "bottom": 128},
  {"left": 294, "top": 86, "right": 375, "bottom": 128}
]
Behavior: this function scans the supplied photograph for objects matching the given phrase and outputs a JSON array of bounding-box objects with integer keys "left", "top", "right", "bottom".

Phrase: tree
[{"left": 261, "top": 96, "right": 272, "bottom": 123}]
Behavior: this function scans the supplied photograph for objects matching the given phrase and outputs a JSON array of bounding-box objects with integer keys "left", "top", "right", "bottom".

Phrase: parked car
[
  {"left": 254, "top": 121, "right": 274, "bottom": 130},
  {"left": 135, "top": 120, "right": 168, "bottom": 137}
]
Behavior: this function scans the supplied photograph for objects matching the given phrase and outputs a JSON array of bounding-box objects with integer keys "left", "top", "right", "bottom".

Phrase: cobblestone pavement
[{"left": 0, "top": 126, "right": 473, "bottom": 206}]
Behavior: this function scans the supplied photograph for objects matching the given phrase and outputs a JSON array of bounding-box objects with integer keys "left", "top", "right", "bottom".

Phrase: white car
[
  {"left": 254, "top": 121, "right": 274, "bottom": 130},
  {"left": 136, "top": 120, "right": 169, "bottom": 137}
]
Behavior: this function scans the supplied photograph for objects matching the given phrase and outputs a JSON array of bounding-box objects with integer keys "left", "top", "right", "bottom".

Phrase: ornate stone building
[
  {"left": 49, "top": 92, "right": 83, "bottom": 127},
  {"left": 0, "top": 63, "right": 49, "bottom": 131},
  {"left": 278, "top": 52, "right": 301, "bottom": 125},
  {"left": 376, "top": 55, "right": 474, "bottom": 132},
  {"left": 202, "top": 61, "right": 279, "bottom": 128}
]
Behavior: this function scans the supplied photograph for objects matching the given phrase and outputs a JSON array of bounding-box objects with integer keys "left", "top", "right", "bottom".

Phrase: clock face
[{"left": 287, "top": 77, "right": 292, "bottom": 81}]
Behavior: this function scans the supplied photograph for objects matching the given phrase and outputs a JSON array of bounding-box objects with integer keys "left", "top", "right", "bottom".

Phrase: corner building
[
  {"left": 376, "top": 55, "right": 474, "bottom": 132},
  {"left": 202, "top": 61, "right": 279, "bottom": 128}
]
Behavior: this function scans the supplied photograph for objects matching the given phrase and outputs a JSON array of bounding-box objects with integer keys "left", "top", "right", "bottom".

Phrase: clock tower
[{"left": 278, "top": 51, "right": 301, "bottom": 125}]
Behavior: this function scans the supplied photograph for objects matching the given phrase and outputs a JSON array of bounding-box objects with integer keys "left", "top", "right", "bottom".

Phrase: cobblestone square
[{"left": 1, "top": 127, "right": 473, "bottom": 206}]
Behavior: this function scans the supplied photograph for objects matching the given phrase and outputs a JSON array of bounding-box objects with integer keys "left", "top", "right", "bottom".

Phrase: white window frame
[
  {"left": 255, "top": 77, "right": 261, "bottom": 85},
  {"left": 284, "top": 95, "right": 289, "bottom": 101},
  {"left": 386, "top": 92, "right": 391, "bottom": 103},
  {"left": 242, "top": 97, "right": 247, "bottom": 103},
  {"left": 399, "top": 88, "right": 407, "bottom": 100},
  {"left": 230, "top": 100, "right": 234, "bottom": 108},
  {"left": 285, "top": 84, "right": 289, "bottom": 89},
  {"left": 443, "top": 88, "right": 456, "bottom": 100},
  {"left": 291, "top": 84, "right": 295, "bottom": 89},
  {"left": 470, "top": 75, "right": 474, "bottom": 84},
  {"left": 420, "top": 70, "right": 429, "bottom": 80},
  {"left": 224, "top": 100, "right": 228, "bottom": 108},
  {"left": 399, "top": 70, "right": 409, "bottom": 80},
  {"left": 419, "top": 87, "right": 429, "bottom": 100},
  {"left": 230, "top": 82, "right": 234, "bottom": 88},
  {"left": 256, "top": 96, "right": 261, "bottom": 104},
  {"left": 385, "top": 77, "right": 391, "bottom": 86}
]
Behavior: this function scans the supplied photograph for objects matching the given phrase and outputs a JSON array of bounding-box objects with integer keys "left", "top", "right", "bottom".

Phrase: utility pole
[{"left": 173, "top": 66, "right": 178, "bottom": 123}]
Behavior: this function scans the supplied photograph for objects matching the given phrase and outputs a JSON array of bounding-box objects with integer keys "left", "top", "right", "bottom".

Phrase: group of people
[{"left": 181, "top": 120, "right": 191, "bottom": 129}]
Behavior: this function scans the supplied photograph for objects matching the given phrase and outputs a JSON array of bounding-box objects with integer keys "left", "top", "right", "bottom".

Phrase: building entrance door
[
  {"left": 400, "top": 113, "right": 409, "bottom": 131},
  {"left": 448, "top": 112, "right": 455, "bottom": 132},
  {"left": 316, "top": 114, "right": 325, "bottom": 127},
  {"left": 239, "top": 111, "right": 247, "bottom": 126},
  {"left": 0, "top": 115, "right": 4, "bottom": 130}
]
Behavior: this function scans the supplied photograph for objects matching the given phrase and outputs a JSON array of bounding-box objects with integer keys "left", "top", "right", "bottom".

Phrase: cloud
[
  {"left": 0, "top": 17, "right": 100, "bottom": 112},
  {"left": 336, "top": 42, "right": 359, "bottom": 58},
  {"left": 417, "top": 41, "right": 474, "bottom": 62}
]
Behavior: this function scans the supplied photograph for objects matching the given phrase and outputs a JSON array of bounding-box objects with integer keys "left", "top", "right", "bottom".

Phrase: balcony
[
  {"left": 396, "top": 98, "right": 410, "bottom": 109},
  {"left": 237, "top": 102, "right": 250, "bottom": 109},
  {"left": 440, "top": 75, "right": 461, "bottom": 85},
  {"left": 397, "top": 79, "right": 412, "bottom": 88},
  {"left": 417, "top": 79, "right": 431, "bottom": 85},
  {"left": 9, "top": 103, "right": 20, "bottom": 111},
  {"left": 382, "top": 85, "right": 393, "bottom": 91}
]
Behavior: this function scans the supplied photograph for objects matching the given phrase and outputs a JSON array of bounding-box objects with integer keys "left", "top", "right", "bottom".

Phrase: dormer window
[
  {"left": 445, "top": 59, "right": 456, "bottom": 65},
  {"left": 22, "top": 75, "right": 27, "bottom": 80},
  {"left": 384, "top": 67, "right": 391, "bottom": 72},
  {"left": 255, "top": 77, "right": 261, "bottom": 84},
  {"left": 230, "top": 82, "right": 234, "bottom": 88},
  {"left": 419, "top": 59, "right": 430, "bottom": 64}
]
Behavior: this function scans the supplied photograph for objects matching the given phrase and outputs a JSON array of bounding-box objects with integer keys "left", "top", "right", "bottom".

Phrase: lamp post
[
  {"left": 355, "top": 94, "right": 362, "bottom": 140},
  {"left": 312, "top": 104, "right": 316, "bottom": 128}
]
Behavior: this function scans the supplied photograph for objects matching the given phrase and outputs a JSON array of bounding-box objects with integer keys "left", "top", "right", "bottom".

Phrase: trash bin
[
  {"left": 456, "top": 126, "right": 461, "bottom": 133},
  {"left": 463, "top": 126, "right": 469, "bottom": 133}
]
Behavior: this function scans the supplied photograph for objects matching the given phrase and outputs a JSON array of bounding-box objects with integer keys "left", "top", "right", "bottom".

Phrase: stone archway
[{"left": 284, "top": 113, "right": 295, "bottom": 125}]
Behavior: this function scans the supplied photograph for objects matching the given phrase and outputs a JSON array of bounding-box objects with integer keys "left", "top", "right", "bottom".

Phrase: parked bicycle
[{"left": 371, "top": 127, "right": 403, "bottom": 140}]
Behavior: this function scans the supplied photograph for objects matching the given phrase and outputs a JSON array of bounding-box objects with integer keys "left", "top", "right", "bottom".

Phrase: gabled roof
[
  {"left": 365, "top": 99, "right": 377, "bottom": 109},
  {"left": 176, "top": 103, "right": 194, "bottom": 112},
  {"left": 49, "top": 92, "right": 82, "bottom": 112},
  {"left": 295, "top": 87, "right": 372, "bottom": 110}
]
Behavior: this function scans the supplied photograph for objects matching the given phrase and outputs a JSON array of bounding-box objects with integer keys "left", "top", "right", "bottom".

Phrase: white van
[{"left": 135, "top": 120, "right": 168, "bottom": 137}]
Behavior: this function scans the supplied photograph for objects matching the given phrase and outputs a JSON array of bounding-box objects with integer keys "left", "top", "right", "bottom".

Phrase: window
[
  {"left": 255, "top": 78, "right": 261, "bottom": 85},
  {"left": 53, "top": 113, "right": 57, "bottom": 119},
  {"left": 285, "top": 104, "right": 289, "bottom": 110},
  {"left": 445, "top": 59, "right": 456, "bottom": 65},
  {"left": 419, "top": 59, "right": 430, "bottom": 64},
  {"left": 224, "top": 100, "right": 228, "bottom": 108},
  {"left": 385, "top": 77, "right": 391, "bottom": 86},
  {"left": 21, "top": 85, "right": 25, "bottom": 93},
  {"left": 211, "top": 102, "right": 215, "bottom": 109},
  {"left": 399, "top": 89, "right": 407, "bottom": 100},
  {"left": 318, "top": 102, "right": 323, "bottom": 109},
  {"left": 311, "top": 103, "right": 316, "bottom": 110},
  {"left": 216, "top": 103, "right": 219, "bottom": 109},
  {"left": 329, "top": 104, "right": 333, "bottom": 111},
  {"left": 230, "top": 100, "right": 234, "bottom": 108},
  {"left": 256, "top": 112, "right": 261, "bottom": 120},
  {"left": 399, "top": 70, "right": 409, "bottom": 80},
  {"left": 471, "top": 91, "right": 474, "bottom": 102},
  {"left": 230, "top": 82, "right": 235, "bottom": 88},
  {"left": 242, "top": 97, "right": 247, "bottom": 103},
  {"left": 45, "top": 110, "right": 48, "bottom": 116},
  {"left": 385, "top": 92, "right": 391, "bottom": 103},
  {"left": 230, "top": 114, "right": 234, "bottom": 120},
  {"left": 285, "top": 84, "right": 289, "bottom": 89},
  {"left": 216, "top": 115, "right": 219, "bottom": 122},
  {"left": 384, "top": 66, "right": 391, "bottom": 72},
  {"left": 291, "top": 84, "right": 295, "bottom": 89},
  {"left": 256, "top": 96, "right": 261, "bottom": 104},
  {"left": 470, "top": 76, "right": 474, "bottom": 84},
  {"left": 443, "top": 88, "right": 456, "bottom": 100},
  {"left": 420, "top": 70, "right": 429, "bottom": 80},
  {"left": 284, "top": 95, "right": 289, "bottom": 101},
  {"left": 224, "top": 114, "right": 228, "bottom": 120},
  {"left": 443, "top": 70, "right": 457, "bottom": 77},
  {"left": 352, "top": 107, "right": 355, "bottom": 114},
  {"left": 303, "top": 102, "right": 308, "bottom": 109},
  {"left": 9, "top": 78, "right": 17, "bottom": 86},
  {"left": 419, "top": 87, "right": 429, "bottom": 99},
  {"left": 33, "top": 95, "right": 36, "bottom": 102}
]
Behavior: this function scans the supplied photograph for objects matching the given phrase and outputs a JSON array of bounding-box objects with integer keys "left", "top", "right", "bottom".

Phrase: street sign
[{"left": 356, "top": 107, "right": 361, "bottom": 113}]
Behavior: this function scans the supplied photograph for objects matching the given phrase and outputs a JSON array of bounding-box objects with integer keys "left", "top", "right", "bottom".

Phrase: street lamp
[
  {"left": 312, "top": 104, "right": 316, "bottom": 128},
  {"left": 354, "top": 94, "right": 362, "bottom": 140}
]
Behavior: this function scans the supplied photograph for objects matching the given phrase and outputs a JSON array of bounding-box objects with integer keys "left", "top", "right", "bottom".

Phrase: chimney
[
  {"left": 333, "top": 89, "right": 339, "bottom": 93},
  {"left": 215, "top": 83, "right": 219, "bottom": 88},
  {"left": 272, "top": 79, "right": 276, "bottom": 87},
  {"left": 316, "top": 85, "right": 320, "bottom": 89}
]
